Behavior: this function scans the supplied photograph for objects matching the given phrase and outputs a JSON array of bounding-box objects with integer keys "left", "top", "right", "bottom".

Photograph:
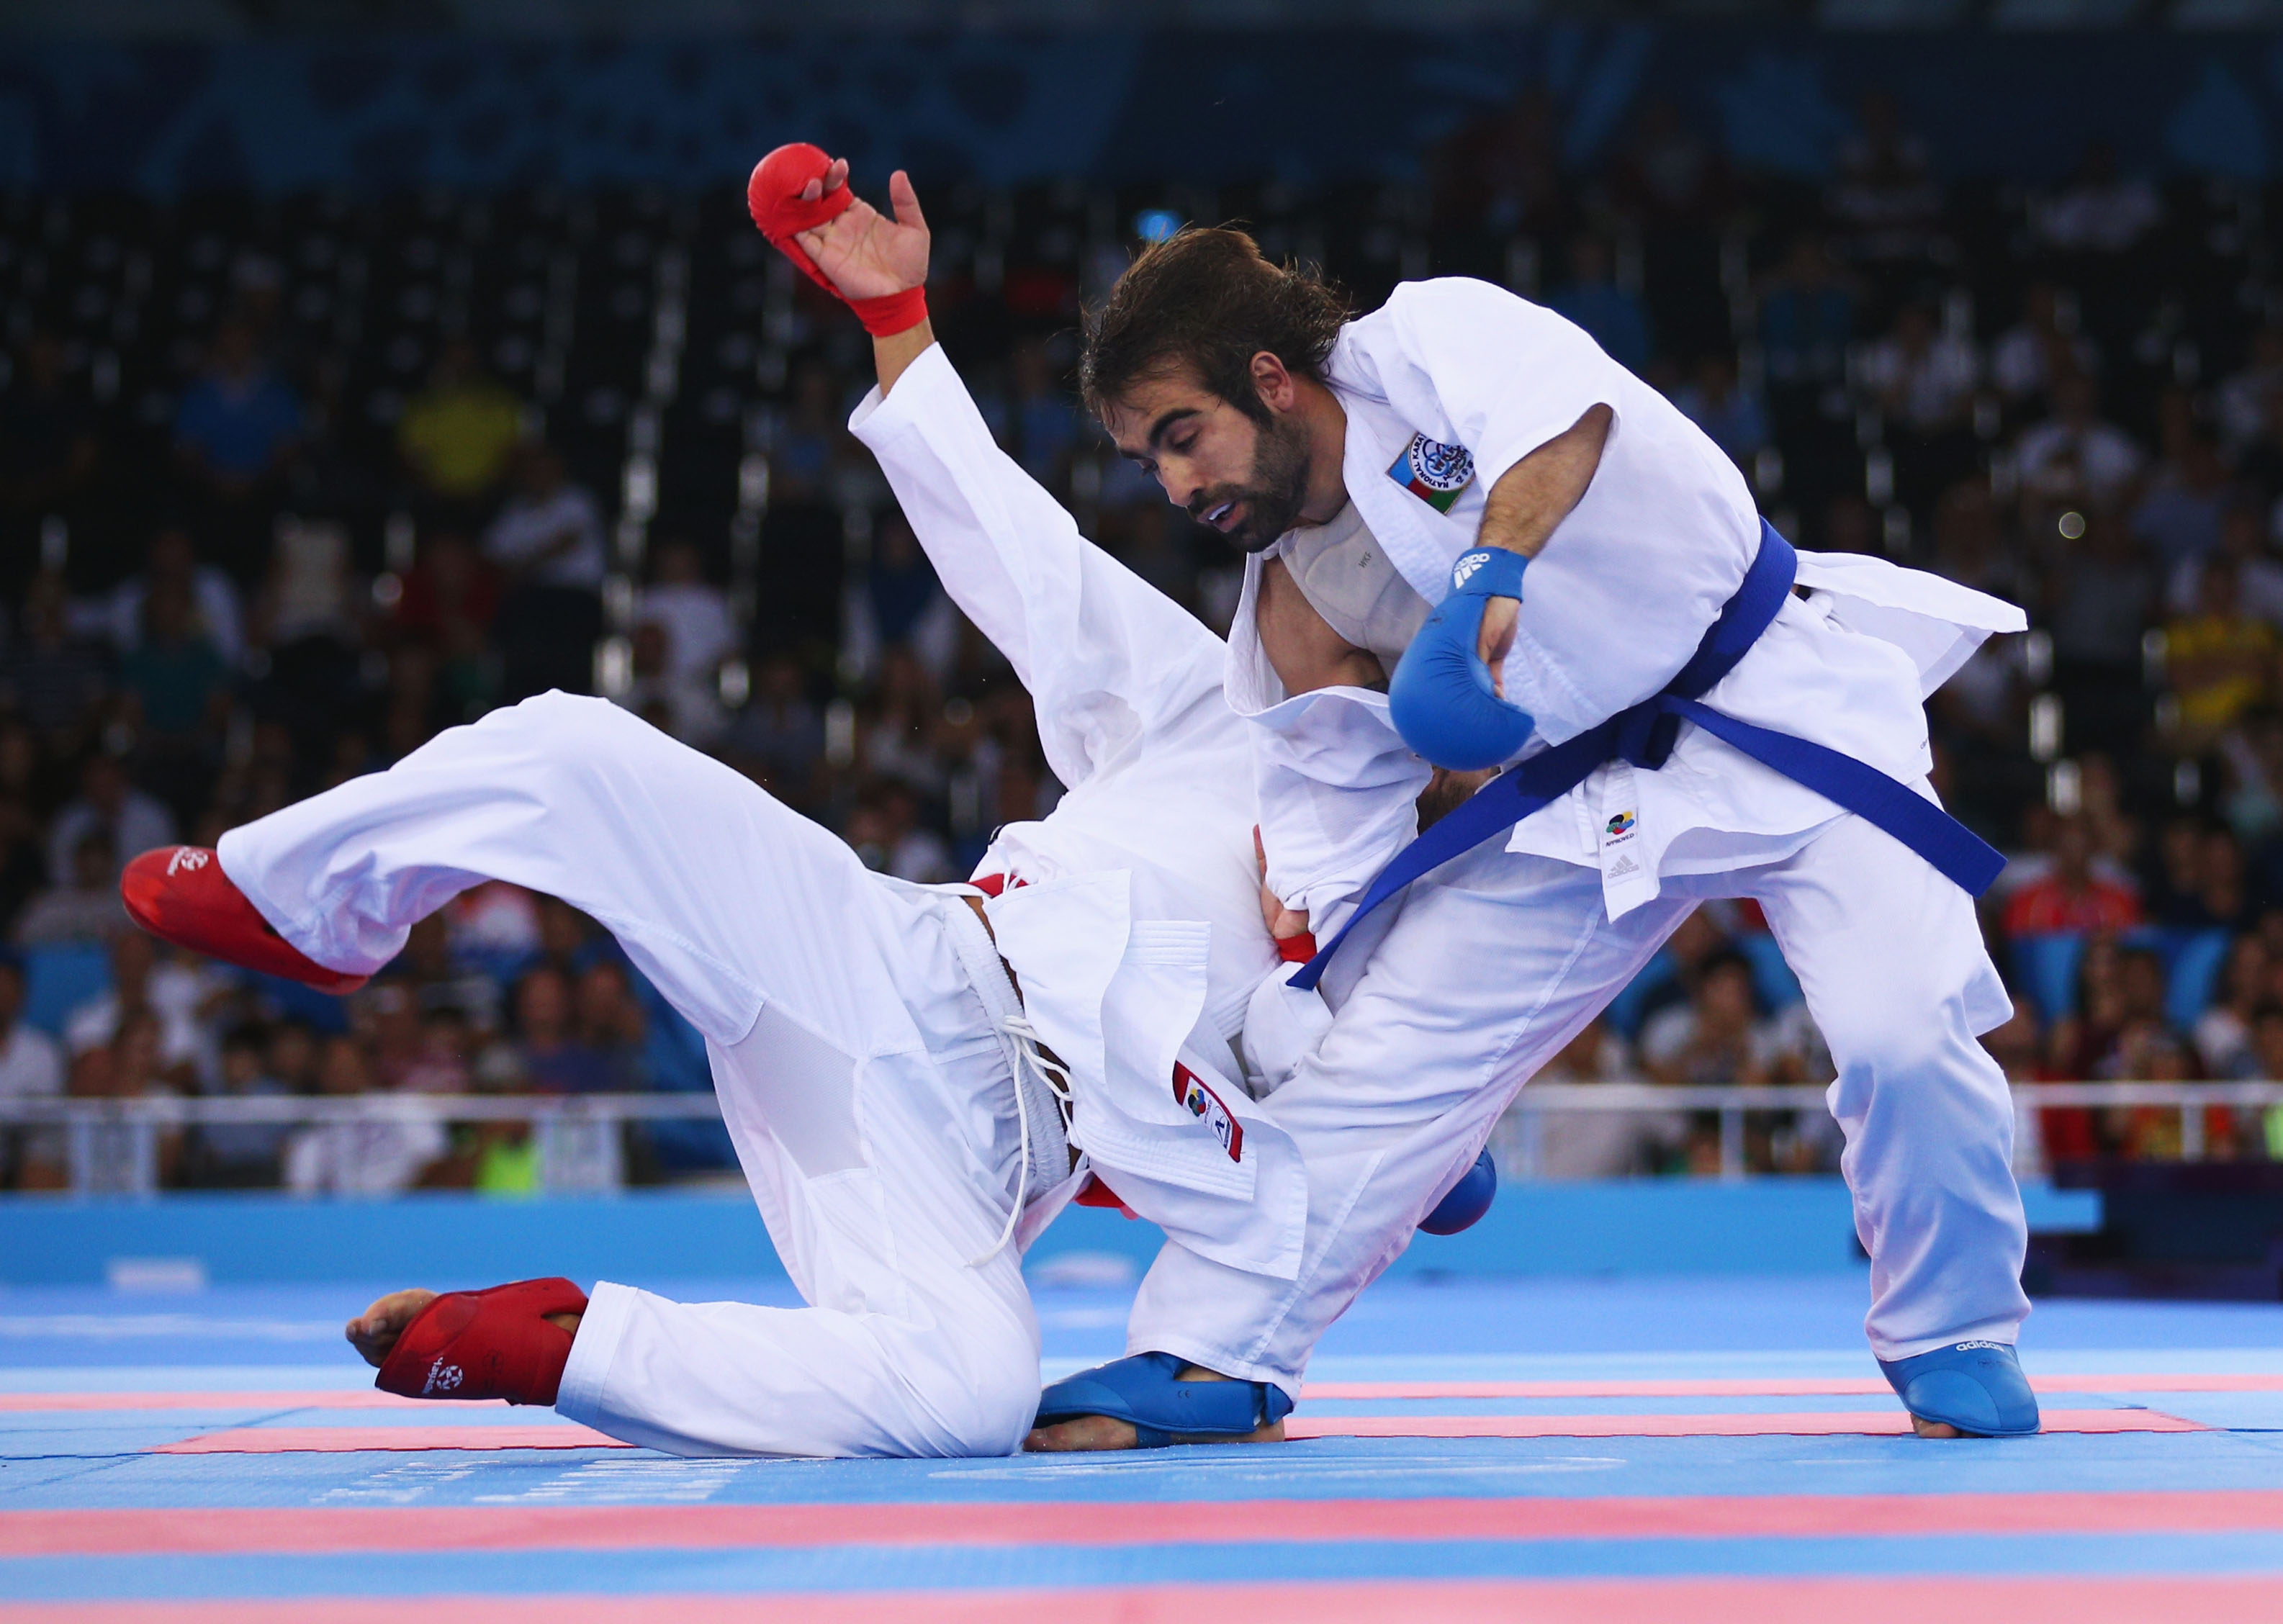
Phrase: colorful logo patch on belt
[
  {"left": 1388, "top": 433, "right": 1476, "bottom": 513},
  {"left": 1605, "top": 811, "right": 1637, "bottom": 838},
  {"left": 1174, "top": 1062, "right": 1243, "bottom": 1162}
]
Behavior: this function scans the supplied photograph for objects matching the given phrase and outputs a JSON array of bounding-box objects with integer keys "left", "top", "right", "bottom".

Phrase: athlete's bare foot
[
  {"left": 346, "top": 1288, "right": 581, "bottom": 1369},
  {"left": 1021, "top": 1363, "right": 1287, "bottom": 1451},
  {"left": 1910, "top": 1416, "right": 1966, "bottom": 1439}
]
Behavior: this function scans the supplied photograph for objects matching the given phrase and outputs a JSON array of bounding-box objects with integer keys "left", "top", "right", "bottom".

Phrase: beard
[{"left": 1189, "top": 410, "right": 1314, "bottom": 554}]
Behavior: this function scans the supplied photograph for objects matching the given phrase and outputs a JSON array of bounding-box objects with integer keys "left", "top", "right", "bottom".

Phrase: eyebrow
[{"left": 1120, "top": 406, "right": 1202, "bottom": 462}]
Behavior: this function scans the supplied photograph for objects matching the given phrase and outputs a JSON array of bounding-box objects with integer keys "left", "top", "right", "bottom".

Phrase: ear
[{"left": 1250, "top": 351, "right": 1298, "bottom": 414}]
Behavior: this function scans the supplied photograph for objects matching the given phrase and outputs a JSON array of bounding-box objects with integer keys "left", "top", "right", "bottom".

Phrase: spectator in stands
[
  {"left": 183, "top": 1024, "right": 292, "bottom": 1188},
  {"left": 485, "top": 442, "right": 606, "bottom": 702},
  {"left": 44, "top": 753, "right": 173, "bottom": 888},
  {"left": 1668, "top": 351, "right": 1768, "bottom": 466},
  {"left": 507, "top": 964, "right": 614, "bottom": 1096},
  {"left": 390, "top": 531, "right": 502, "bottom": 726},
  {"left": 171, "top": 320, "right": 303, "bottom": 576},
  {"left": 637, "top": 540, "right": 734, "bottom": 693},
  {"left": 1990, "top": 282, "right": 2097, "bottom": 410},
  {"left": 3, "top": 570, "right": 111, "bottom": 751},
  {"left": 0, "top": 331, "right": 98, "bottom": 528},
  {"left": 719, "top": 654, "right": 824, "bottom": 808},
  {"left": 615, "top": 619, "right": 723, "bottom": 746},
  {"left": 96, "top": 530, "right": 245, "bottom": 669},
  {"left": 2003, "top": 813, "right": 2143, "bottom": 939},
  {"left": 1758, "top": 231, "right": 1855, "bottom": 399},
  {"left": 575, "top": 960, "right": 649, "bottom": 1094},
  {"left": 63, "top": 929, "right": 210, "bottom": 1087},
  {"left": 2217, "top": 323, "right": 2283, "bottom": 453},
  {"left": 995, "top": 337, "right": 1083, "bottom": 492},
  {"left": 397, "top": 338, "right": 526, "bottom": 524},
  {"left": 2043, "top": 508, "right": 2154, "bottom": 753},
  {"left": 1488, "top": 1016, "right": 1682, "bottom": 1181},
  {"left": 1858, "top": 299, "right": 1978, "bottom": 436},
  {"left": 2014, "top": 369, "right": 2144, "bottom": 513},
  {"left": 2034, "top": 140, "right": 2161, "bottom": 256},
  {"left": 2169, "top": 502, "right": 2283, "bottom": 626},
  {"left": 2194, "top": 934, "right": 2266, "bottom": 1078},
  {"left": 2131, "top": 426, "right": 2232, "bottom": 572},
  {"left": 1548, "top": 235, "right": 1649, "bottom": 375},
  {"left": 1640, "top": 950, "right": 1773, "bottom": 1091},
  {"left": 14, "top": 832, "right": 128, "bottom": 946},
  {"left": 1829, "top": 90, "right": 1945, "bottom": 263},
  {"left": 2164, "top": 557, "right": 2273, "bottom": 749},
  {"left": 0, "top": 954, "right": 66, "bottom": 1191},
  {"left": 284, "top": 1033, "right": 449, "bottom": 1196},
  {"left": 1608, "top": 96, "right": 1729, "bottom": 227},
  {"left": 860, "top": 646, "right": 948, "bottom": 799},
  {"left": 845, "top": 780, "right": 953, "bottom": 885},
  {"left": 2246, "top": 1006, "right": 2283, "bottom": 1158},
  {"left": 851, "top": 513, "right": 953, "bottom": 682},
  {"left": 118, "top": 582, "right": 231, "bottom": 817}
]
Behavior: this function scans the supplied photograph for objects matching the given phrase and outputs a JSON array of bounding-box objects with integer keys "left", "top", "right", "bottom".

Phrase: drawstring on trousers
[{"left": 967, "top": 1011, "right": 1076, "bottom": 1267}]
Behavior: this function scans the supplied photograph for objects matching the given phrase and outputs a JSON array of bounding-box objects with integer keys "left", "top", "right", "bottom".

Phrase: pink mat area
[
  {"left": 4, "top": 1576, "right": 2283, "bottom": 1624},
  {"left": 10, "top": 1489, "right": 2283, "bottom": 1556}
]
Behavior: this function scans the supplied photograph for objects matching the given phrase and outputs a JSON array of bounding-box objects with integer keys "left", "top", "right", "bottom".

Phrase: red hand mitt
[
  {"left": 375, "top": 1277, "right": 590, "bottom": 1407},
  {"left": 745, "top": 143, "right": 928, "bottom": 337},
  {"left": 121, "top": 846, "right": 368, "bottom": 996},
  {"left": 747, "top": 142, "right": 855, "bottom": 296}
]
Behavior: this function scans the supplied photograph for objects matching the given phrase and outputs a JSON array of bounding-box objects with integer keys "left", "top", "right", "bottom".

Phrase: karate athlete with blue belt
[{"left": 1035, "top": 226, "right": 2039, "bottom": 1446}]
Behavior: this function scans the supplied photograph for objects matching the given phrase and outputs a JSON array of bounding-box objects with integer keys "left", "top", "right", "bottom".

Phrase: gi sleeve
[
  {"left": 849, "top": 343, "right": 1227, "bottom": 791},
  {"left": 1371, "top": 277, "right": 1631, "bottom": 498}
]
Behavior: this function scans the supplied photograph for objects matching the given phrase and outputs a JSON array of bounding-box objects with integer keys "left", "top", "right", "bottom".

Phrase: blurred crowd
[{"left": 10, "top": 88, "right": 2283, "bottom": 1190}]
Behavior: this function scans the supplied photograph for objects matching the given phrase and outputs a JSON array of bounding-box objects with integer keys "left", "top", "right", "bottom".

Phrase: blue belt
[{"left": 1287, "top": 520, "right": 2004, "bottom": 992}]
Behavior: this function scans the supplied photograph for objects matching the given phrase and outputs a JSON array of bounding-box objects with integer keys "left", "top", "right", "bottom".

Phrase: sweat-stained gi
[
  {"left": 210, "top": 341, "right": 1305, "bottom": 1458},
  {"left": 1123, "top": 276, "right": 2031, "bottom": 1399}
]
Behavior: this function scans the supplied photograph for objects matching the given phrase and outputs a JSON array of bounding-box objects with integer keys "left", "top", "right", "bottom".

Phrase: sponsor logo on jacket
[
  {"left": 1388, "top": 433, "right": 1475, "bottom": 513},
  {"left": 1174, "top": 1063, "right": 1243, "bottom": 1163}
]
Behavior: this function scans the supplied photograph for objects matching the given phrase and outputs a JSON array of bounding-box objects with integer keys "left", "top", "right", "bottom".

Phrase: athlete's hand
[
  {"left": 1255, "top": 827, "right": 1310, "bottom": 943},
  {"left": 346, "top": 1288, "right": 438, "bottom": 1368},
  {"left": 1476, "top": 595, "right": 1520, "bottom": 698},
  {"left": 796, "top": 165, "right": 929, "bottom": 302}
]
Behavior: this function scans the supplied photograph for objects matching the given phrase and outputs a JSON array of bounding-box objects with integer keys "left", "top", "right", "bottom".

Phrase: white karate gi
[
  {"left": 213, "top": 350, "right": 1297, "bottom": 1458},
  {"left": 1127, "top": 278, "right": 2034, "bottom": 1395}
]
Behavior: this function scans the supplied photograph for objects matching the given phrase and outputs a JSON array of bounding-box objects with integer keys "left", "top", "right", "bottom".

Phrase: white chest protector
[{"left": 1271, "top": 502, "right": 1431, "bottom": 677}]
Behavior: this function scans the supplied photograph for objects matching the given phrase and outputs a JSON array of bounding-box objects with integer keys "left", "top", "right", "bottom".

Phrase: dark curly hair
[{"left": 1080, "top": 226, "right": 1351, "bottom": 425}]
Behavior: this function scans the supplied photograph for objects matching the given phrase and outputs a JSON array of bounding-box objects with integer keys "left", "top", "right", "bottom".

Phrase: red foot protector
[
  {"left": 121, "top": 846, "right": 369, "bottom": 996},
  {"left": 746, "top": 142, "right": 927, "bottom": 336},
  {"left": 376, "top": 1278, "right": 590, "bottom": 1407}
]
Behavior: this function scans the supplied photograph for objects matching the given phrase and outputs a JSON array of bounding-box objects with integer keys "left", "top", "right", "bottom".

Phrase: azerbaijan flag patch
[{"left": 1388, "top": 433, "right": 1476, "bottom": 513}]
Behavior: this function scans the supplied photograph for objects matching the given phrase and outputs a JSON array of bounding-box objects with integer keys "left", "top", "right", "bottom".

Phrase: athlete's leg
[
  {"left": 1123, "top": 844, "right": 1693, "bottom": 1399},
  {"left": 225, "top": 693, "right": 1042, "bottom": 1456},
  {"left": 1742, "top": 812, "right": 2029, "bottom": 1361}
]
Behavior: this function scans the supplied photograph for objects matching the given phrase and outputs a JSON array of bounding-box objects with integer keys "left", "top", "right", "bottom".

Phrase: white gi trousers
[
  {"left": 217, "top": 692, "right": 1045, "bottom": 1458},
  {"left": 1130, "top": 811, "right": 2029, "bottom": 1396}
]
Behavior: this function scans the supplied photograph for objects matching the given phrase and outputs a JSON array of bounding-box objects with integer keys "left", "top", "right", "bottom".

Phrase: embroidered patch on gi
[
  {"left": 1387, "top": 433, "right": 1476, "bottom": 513},
  {"left": 1174, "top": 1063, "right": 1244, "bottom": 1163},
  {"left": 1605, "top": 811, "right": 1637, "bottom": 839}
]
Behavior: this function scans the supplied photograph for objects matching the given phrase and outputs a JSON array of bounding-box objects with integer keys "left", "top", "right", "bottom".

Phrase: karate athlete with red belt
[
  {"left": 119, "top": 151, "right": 1361, "bottom": 1459},
  {"left": 1061, "top": 226, "right": 2040, "bottom": 1442}
]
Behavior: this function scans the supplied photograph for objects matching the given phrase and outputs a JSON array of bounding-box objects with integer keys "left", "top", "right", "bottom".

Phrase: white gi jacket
[
  {"left": 850, "top": 344, "right": 1306, "bottom": 1281},
  {"left": 1232, "top": 278, "right": 2027, "bottom": 928}
]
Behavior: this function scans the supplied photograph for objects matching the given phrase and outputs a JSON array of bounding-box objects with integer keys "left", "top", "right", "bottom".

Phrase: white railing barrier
[{"left": 1, "top": 1083, "right": 2277, "bottom": 1194}]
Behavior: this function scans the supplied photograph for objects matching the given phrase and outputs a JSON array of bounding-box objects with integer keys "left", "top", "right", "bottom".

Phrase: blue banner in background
[{"left": 3, "top": 27, "right": 2283, "bottom": 195}]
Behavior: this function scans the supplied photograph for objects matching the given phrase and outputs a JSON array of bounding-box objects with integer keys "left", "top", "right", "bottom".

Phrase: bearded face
[{"left": 1183, "top": 407, "right": 1315, "bottom": 554}]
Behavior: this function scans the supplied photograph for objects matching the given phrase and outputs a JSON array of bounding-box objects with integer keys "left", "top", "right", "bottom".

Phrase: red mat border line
[
  {"left": 10, "top": 1372, "right": 2279, "bottom": 1414},
  {"left": 5, "top": 1576, "right": 2283, "bottom": 1624},
  {"left": 143, "top": 1408, "right": 2205, "bottom": 1454},
  {"left": 10, "top": 1490, "right": 2283, "bottom": 1556}
]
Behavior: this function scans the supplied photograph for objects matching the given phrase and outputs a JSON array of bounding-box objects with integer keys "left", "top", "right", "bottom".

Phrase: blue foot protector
[
  {"left": 1387, "top": 548, "right": 1536, "bottom": 771},
  {"left": 1033, "top": 1351, "right": 1296, "bottom": 1448},
  {"left": 1877, "top": 1340, "right": 2041, "bottom": 1438},
  {"left": 1418, "top": 1150, "right": 1497, "bottom": 1235}
]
